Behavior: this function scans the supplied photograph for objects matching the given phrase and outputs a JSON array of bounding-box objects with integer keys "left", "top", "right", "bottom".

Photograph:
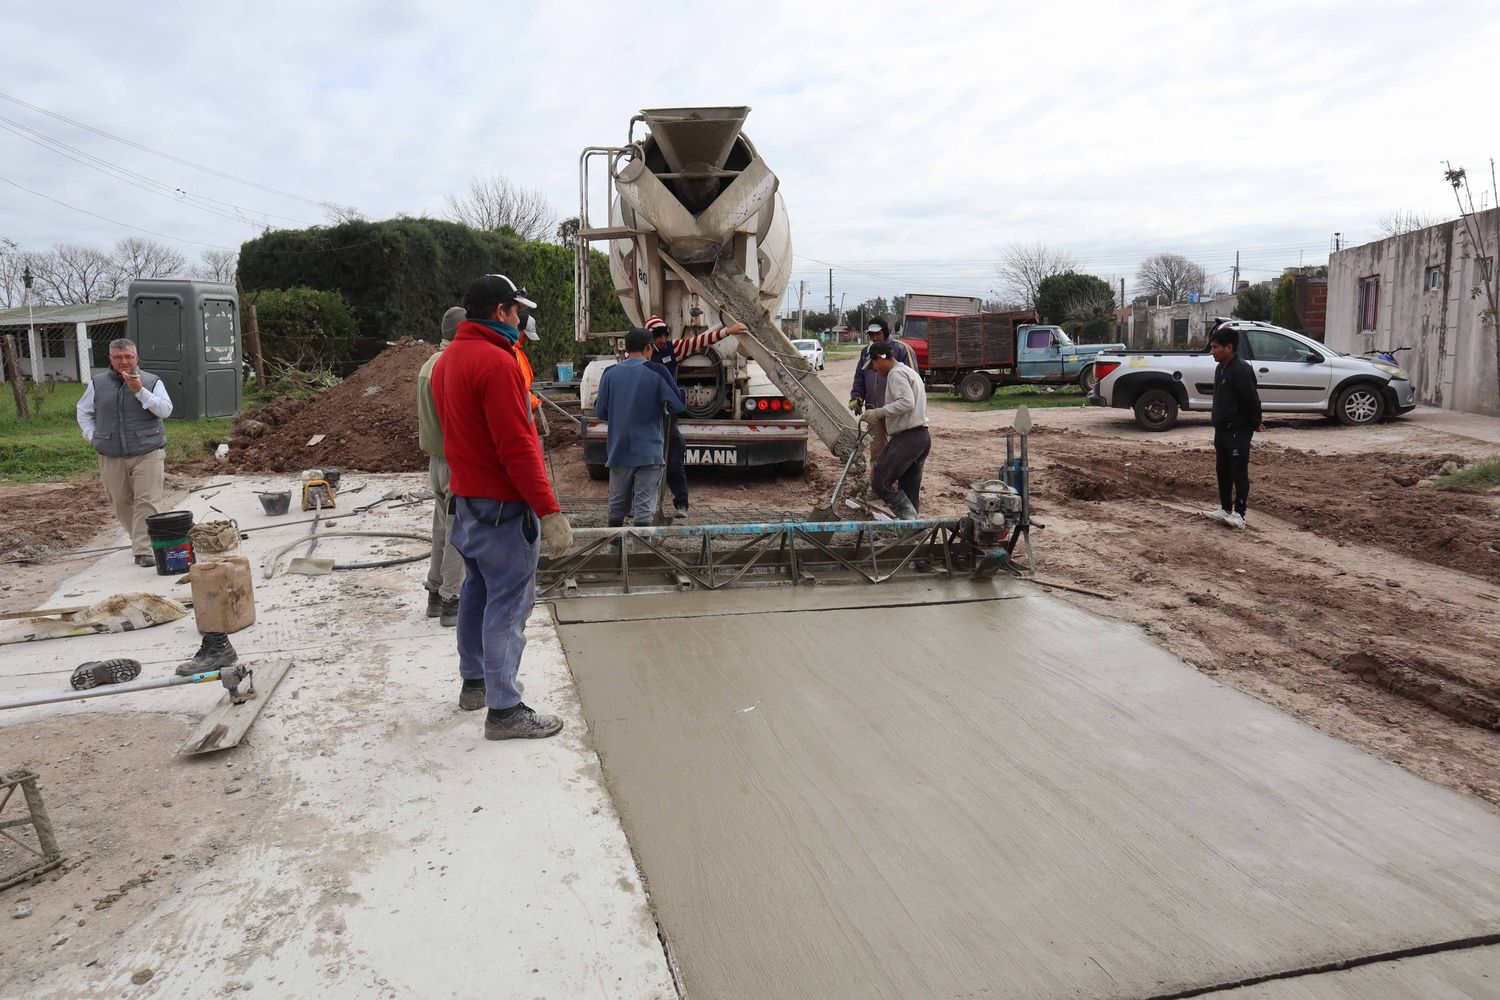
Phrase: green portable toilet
[{"left": 127, "top": 279, "right": 241, "bottom": 420}]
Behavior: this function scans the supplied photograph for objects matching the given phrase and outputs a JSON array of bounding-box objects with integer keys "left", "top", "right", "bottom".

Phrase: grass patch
[
  {"left": 1433, "top": 455, "right": 1500, "bottom": 491},
  {"left": 933, "top": 384, "right": 1087, "bottom": 412},
  {"left": 0, "top": 381, "right": 235, "bottom": 482},
  {"left": 824, "top": 343, "right": 865, "bottom": 360}
]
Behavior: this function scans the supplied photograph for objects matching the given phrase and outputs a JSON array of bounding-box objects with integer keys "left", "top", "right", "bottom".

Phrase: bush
[
  {"left": 237, "top": 217, "right": 627, "bottom": 378},
  {"left": 1233, "top": 282, "right": 1273, "bottom": 322},
  {"left": 1270, "top": 275, "right": 1297, "bottom": 329},
  {"left": 254, "top": 287, "right": 359, "bottom": 369}
]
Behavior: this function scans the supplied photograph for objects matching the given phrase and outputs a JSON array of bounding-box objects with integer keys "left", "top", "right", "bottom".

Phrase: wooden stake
[
  {"left": 237, "top": 278, "right": 266, "bottom": 386},
  {"left": 2, "top": 334, "right": 29, "bottom": 419}
]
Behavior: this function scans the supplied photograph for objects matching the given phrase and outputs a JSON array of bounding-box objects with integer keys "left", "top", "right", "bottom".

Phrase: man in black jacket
[{"left": 1206, "top": 326, "right": 1263, "bottom": 529}]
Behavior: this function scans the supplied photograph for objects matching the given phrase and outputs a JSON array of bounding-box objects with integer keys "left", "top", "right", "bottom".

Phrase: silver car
[{"left": 1090, "top": 319, "right": 1417, "bottom": 431}]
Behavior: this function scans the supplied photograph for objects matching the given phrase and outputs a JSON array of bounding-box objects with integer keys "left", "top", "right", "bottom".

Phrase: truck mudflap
[{"left": 582, "top": 418, "right": 809, "bottom": 468}]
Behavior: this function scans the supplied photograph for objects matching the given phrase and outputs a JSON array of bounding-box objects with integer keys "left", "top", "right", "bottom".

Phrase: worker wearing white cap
[{"left": 849, "top": 317, "right": 916, "bottom": 461}]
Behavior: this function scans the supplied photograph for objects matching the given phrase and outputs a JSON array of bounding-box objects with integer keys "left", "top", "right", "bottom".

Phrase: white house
[
  {"left": 0, "top": 299, "right": 128, "bottom": 383},
  {"left": 1326, "top": 209, "right": 1499, "bottom": 417}
]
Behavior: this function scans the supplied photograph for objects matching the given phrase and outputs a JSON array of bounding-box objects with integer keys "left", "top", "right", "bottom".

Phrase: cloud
[{"left": 1, "top": 0, "right": 1494, "bottom": 308}]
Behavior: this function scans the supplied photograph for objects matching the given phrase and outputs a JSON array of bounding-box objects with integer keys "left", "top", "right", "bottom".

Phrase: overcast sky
[{"left": 2, "top": 0, "right": 1495, "bottom": 311}]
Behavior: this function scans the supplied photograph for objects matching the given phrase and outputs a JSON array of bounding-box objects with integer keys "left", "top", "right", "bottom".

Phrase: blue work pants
[{"left": 450, "top": 497, "right": 538, "bottom": 710}]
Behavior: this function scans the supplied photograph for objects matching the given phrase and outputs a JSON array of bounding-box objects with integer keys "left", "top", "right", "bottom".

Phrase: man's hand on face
[{"left": 122, "top": 369, "right": 143, "bottom": 393}]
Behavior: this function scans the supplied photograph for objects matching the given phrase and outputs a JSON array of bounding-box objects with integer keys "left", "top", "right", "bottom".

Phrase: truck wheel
[
  {"left": 1334, "top": 383, "right": 1386, "bottom": 426},
  {"left": 1078, "top": 365, "right": 1097, "bottom": 394},
  {"left": 1132, "top": 389, "right": 1179, "bottom": 431},
  {"left": 958, "top": 372, "right": 994, "bottom": 403},
  {"left": 776, "top": 460, "right": 806, "bottom": 476},
  {"left": 586, "top": 463, "right": 608, "bottom": 481}
]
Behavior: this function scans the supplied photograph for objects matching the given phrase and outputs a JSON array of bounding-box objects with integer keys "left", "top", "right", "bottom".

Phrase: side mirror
[{"left": 1305, "top": 352, "right": 1322, "bottom": 363}]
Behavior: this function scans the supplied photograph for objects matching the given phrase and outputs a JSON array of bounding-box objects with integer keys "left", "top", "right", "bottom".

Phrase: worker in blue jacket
[
  {"left": 595, "top": 328, "right": 687, "bottom": 527},
  {"left": 850, "top": 317, "right": 916, "bottom": 461}
]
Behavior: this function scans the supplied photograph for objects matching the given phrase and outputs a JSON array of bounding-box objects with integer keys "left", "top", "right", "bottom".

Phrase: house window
[
  {"left": 1172, "top": 318, "right": 1189, "bottom": 346},
  {"left": 1358, "top": 276, "right": 1380, "bottom": 331},
  {"left": 1426, "top": 266, "right": 1442, "bottom": 292},
  {"left": 43, "top": 329, "right": 68, "bottom": 358}
]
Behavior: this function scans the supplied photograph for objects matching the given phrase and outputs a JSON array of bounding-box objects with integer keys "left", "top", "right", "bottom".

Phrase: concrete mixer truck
[{"left": 572, "top": 106, "right": 862, "bottom": 481}]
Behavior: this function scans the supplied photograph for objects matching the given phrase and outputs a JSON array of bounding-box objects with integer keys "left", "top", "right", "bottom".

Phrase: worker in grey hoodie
[{"left": 858, "top": 340, "right": 930, "bottom": 519}]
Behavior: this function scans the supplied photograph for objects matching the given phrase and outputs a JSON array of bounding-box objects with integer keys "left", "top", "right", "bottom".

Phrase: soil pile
[{"left": 226, "top": 339, "right": 437, "bottom": 473}]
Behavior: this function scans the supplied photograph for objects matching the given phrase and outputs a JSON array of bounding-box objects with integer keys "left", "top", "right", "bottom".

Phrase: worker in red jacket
[{"left": 431, "top": 274, "right": 573, "bottom": 741}]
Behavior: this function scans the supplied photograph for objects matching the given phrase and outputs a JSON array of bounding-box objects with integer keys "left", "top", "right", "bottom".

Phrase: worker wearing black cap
[
  {"left": 859, "top": 339, "right": 930, "bottom": 519},
  {"left": 849, "top": 317, "right": 916, "bottom": 462}
]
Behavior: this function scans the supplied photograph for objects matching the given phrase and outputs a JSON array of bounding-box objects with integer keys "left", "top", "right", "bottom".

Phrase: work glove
[
  {"left": 540, "top": 512, "right": 573, "bottom": 559},
  {"left": 848, "top": 397, "right": 864, "bottom": 414},
  {"left": 858, "top": 406, "right": 883, "bottom": 425}
]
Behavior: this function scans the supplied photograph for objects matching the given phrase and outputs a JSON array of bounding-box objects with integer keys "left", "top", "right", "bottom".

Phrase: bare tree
[
  {"left": 196, "top": 248, "right": 239, "bottom": 283},
  {"left": 1444, "top": 161, "right": 1498, "bottom": 399},
  {"left": 994, "top": 242, "right": 1079, "bottom": 309},
  {"left": 0, "top": 239, "right": 25, "bottom": 308},
  {"left": 321, "top": 202, "right": 367, "bottom": 225},
  {"left": 27, "top": 245, "right": 116, "bottom": 304},
  {"left": 1135, "top": 253, "right": 1209, "bottom": 303},
  {"left": 110, "top": 237, "right": 188, "bottom": 293},
  {"left": 445, "top": 174, "right": 557, "bottom": 240},
  {"left": 1376, "top": 209, "right": 1444, "bottom": 238}
]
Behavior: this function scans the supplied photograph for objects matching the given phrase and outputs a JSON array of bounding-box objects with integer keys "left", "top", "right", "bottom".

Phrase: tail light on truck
[
  {"left": 1094, "top": 361, "right": 1121, "bottom": 381},
  {"left": 744, "top": 397, "right": 795, "bottom": 413}
]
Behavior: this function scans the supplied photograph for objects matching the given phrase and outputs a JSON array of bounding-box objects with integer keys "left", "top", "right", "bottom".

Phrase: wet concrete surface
[{"left": 557, "top": 582, "right": 1500, "bottom": 1000}]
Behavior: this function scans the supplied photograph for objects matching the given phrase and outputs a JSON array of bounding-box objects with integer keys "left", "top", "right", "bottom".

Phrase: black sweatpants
[
  {"left": 872, "top": 426, "right": 932, "bottom": 512},
  {"left": 1214, "top": 428, "right": 1252, "bottom": 515},
  {"left": 665, "top": 418, "right": 688, "bottom": 510}
]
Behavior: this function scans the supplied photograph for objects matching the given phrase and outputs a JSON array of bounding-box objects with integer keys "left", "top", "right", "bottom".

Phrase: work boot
[
  {"left": 135, "top": 554, "right": 155, "bottom": 568},
  {"left": 439, "top": 598, "right": 459, "bottom": 628},
  {"left": 175, "top": 632, "right": 238, "bottom": 677},
  {"left": 673, "top": 504, "right": 689, "bottom": 519},
  {"left": 484, "top": 703, "right": 563, "bottom": 740},
  {"left": 885, "top": 492, "right": 919, "bottom": 520},
  {"left": 459, "top": 678, "right": 486, "bottom": 711},
  {"left": 70, "top": 658, "right": 142, "bottom": 691},
  {"left": 425, "top": 591, "right": 442, "bottom": 618}
]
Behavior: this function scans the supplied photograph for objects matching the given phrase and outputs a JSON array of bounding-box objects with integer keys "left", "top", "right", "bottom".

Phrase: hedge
[
  {"left": 253, "top": 286, "right": 359, "bottom": 368},
  {"left": 238, "top": 217, "right": 626, "bottom": 377}
]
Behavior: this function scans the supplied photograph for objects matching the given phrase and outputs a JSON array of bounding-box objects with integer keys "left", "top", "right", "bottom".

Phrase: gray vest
[{"left": 91, "top": 370, "right": 167, "bottom": 458}]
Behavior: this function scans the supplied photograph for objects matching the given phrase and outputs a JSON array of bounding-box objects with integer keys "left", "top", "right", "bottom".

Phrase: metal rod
[
  {"left": 0, "top": 670, "right": 225, "bottom": 712},
  {"left": 569, "top": 518, "right": 953, "bottom": 541}
]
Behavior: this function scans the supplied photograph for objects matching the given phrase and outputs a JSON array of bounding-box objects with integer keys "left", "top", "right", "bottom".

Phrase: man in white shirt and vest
[{"left": 75, "top": 337, "right": 173, "bottom": 567}]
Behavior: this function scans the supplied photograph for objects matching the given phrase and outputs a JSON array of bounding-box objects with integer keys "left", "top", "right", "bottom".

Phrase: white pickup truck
[{"left": 1088, "top": 319, "right": 1417, "bottom": 431}]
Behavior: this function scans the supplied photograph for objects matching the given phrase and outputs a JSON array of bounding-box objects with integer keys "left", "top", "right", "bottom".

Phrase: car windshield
[{"left": 793, "top": 340, "right": 817, "bottom": 350}]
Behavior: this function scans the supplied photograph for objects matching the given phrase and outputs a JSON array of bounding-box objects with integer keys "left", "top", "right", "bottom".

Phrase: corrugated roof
[{"left": 0, "top": 299, "right": 128, "bottom": 328}]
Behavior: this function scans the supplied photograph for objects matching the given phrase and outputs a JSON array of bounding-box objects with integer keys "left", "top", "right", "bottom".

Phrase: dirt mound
[{"left": 226, "top": 340, "right": 437, "bottom": 473}]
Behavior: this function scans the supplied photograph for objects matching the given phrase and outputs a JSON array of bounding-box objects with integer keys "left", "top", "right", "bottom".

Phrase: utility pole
[
  {"left": 827, "top": 268, "right": 833, "bottom": 325},
  {"left": 796, "top": 280, "right": 806, "bottom": 338},
  {"left": 1231, "top": 251, "right": 1240, "bottom": 292},
  {"left": 6, "top": 265, "right": 34, "bottom": 419},
  {"left": 1119, "top": 277, "right": 1125, "bottom": 310}
]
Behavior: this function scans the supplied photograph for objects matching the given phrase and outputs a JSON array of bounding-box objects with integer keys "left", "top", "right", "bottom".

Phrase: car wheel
[
  {"left": 586, "top": 463, "right": 608, "bottom": 481},
  {"left": 958, "top": 372, "right": 994, "bottom": 403},
  {"left": 1078, "top": 365, "right": 1097, "bottom": 394},
  {"left": 1334, "top": 383, "right": 1386, "bottom": 426},
  {"left": 1132, "top": 388, "right": 1179, "bottom": 431}
]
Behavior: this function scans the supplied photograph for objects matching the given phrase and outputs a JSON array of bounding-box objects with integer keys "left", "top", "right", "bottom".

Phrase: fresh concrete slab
[
  {"left": 0, "top": 476, "right": 675, "bottom": 999},
  {"left": 558, "top": 587, "right": 1500, "bottom": 1000}
]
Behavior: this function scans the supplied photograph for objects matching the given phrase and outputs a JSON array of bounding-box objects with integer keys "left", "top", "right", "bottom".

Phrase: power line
[
  {"left": 0, "top": 90, "right": 334, "bottom": 209},
  {"left": 0, "top": 171, "right": 236, "bottom": 249}
]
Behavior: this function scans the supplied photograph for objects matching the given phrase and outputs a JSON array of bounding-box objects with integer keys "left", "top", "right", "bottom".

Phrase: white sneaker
[
  {"left": 1203, "top": 508, "right": 1230, "bottom": 524},
  {"left": 1225, "top": 512, "right": 1246, "bottom": 530}
]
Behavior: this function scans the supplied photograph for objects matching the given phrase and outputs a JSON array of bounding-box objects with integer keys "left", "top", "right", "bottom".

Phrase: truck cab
[{"left": 1014, "top": 325, "right": 1121, "bottom": 386}]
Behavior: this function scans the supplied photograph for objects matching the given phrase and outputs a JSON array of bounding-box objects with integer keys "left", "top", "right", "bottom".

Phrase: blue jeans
[
  {"left": 607, "top": 464, "right": 664, "bottom": 524},
  {"left": 449, "top": 497, "right": 538, "bottom": 710}
]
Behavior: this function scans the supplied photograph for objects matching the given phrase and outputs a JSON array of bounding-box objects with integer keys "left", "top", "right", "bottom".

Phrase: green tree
[
  {"left": 1035, "top": 272, "right": 1115, "bottom": 326},
  {"left": 238, "top": 217, "right": 626, "bottom": 376},
  {"left": 1233, "top": 282, "right": 1274, "bottom": 322},
  {"left": 255, "top": 287, "right": 359, "bottom": 368},
  {"left": 1270, "top": 274, "right": 1297, "bottom": 328}
]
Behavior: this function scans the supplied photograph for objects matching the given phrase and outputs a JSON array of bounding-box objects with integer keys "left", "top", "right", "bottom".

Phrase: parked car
[
  {"left": 792, "top": 338, "right": 825, "bottom": 370},
  {"left": 1089, "top": 318, "right": 1417, "bottom": 431}
]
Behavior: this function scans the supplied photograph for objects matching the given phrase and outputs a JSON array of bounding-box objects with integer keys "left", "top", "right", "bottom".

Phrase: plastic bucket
[
  {"left": 146, "top": 510, "right": 196, "bottom": 576},
  {"left": 258, "top": 491, "right": 291, "bottom": 516},
  {"left": 556, "top": 362, "right": 575, "bottom": 382}
]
